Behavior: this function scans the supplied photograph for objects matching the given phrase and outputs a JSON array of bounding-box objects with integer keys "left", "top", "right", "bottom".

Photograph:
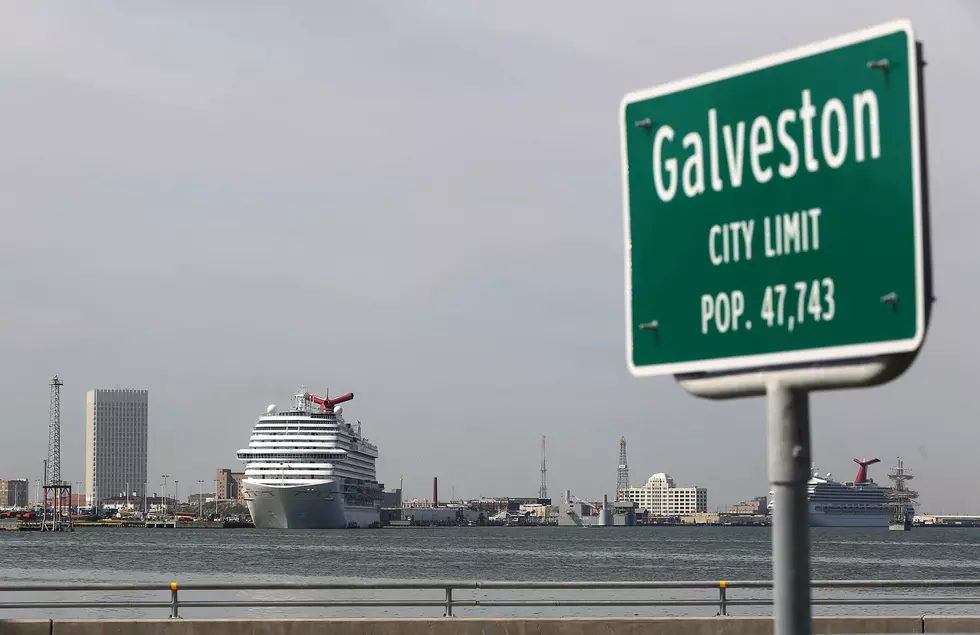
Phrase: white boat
[
  {"left": 237, "top": 387, "right": 384, "bottom": 529},
  {"left": 768, "top": 459, "right": 892, "bottom": 528}
]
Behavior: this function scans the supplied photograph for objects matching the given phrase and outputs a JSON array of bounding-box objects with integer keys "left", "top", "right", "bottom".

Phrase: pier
[{"left": 0, "top": 519, "right": 253, "bottom": 531}]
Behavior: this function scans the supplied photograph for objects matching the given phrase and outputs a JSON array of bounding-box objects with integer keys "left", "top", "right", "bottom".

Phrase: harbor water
[{"left": 2, "top": 526, "right": 980, "bottom": 619}]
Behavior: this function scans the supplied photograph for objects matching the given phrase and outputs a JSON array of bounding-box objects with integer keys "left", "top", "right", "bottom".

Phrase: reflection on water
[{"left": 2, "top": 526, "right": 979, "bottom": 619}]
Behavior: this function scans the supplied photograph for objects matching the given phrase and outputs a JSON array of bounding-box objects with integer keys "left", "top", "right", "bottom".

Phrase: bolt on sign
[{"left": 620, "top": 19, "right": 927, "bottom": 377}]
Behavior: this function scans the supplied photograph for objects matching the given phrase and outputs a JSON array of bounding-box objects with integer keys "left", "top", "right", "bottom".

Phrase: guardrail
[{"left": 3, "top": 579, "right": 980, "bottom": 619}]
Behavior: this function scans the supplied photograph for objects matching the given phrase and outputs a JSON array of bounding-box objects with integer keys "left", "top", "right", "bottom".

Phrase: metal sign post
[
  {"left": 620, "top": 18, "right": 931, "bottom": 635},
  {"left": 768, "top": 381, "right": 811, "bottom": 635},
  {"left": 677, "top": 357, "right": 918, "bottom": 635}
]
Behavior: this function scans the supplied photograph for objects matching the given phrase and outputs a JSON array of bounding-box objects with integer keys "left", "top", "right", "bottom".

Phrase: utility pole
[
  {"left": 539, "top": 435, "right": 548, "bottom": 500},
  {"left": 42, "top": 460, "right": 48, "bottom": 524},
  {"left": 161, "top": 475, "right": 169, "bottom": 515},
  {"left": 197, "top": 480, "right": 204, "bottom": 518},
  {"left": 175, "top": 480, "right": 179, "bottom": 511}
]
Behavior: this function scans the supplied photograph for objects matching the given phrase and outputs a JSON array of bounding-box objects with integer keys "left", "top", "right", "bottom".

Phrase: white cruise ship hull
[
  {"left": 809, "top": 503, "right": 890, "bottom": 528},
  {"left": 243, "top": 479, "right": 380, "bottom": 530}
]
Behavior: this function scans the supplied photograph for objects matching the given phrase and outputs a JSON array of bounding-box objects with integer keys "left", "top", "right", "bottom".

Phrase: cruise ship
[
  {"left": 768, "top": 458, "right": 892, "bottom": 527},
  {"left": 237, "top": 388, "right": 384, "bottom": 529}
]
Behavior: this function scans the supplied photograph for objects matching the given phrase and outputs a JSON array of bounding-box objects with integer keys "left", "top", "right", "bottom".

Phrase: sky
[{"left": 1, "top": 1, "right": 979, "bottom": 512}]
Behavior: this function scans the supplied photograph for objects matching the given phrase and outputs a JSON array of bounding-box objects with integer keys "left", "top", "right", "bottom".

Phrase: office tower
[
  {"left": 0, "top": 479, "right": 29, "bottom": 507},
  {"left": 84, "top": 389, "right": 148, "bottom": 507}
]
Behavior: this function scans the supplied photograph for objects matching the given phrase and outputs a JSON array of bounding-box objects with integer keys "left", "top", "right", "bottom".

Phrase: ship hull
[
  {"left": 809, "top": 508, "right": 890, "bottom": 528},
  {"left": 243, "top": 479, "right": 380, "bottom": 529}
]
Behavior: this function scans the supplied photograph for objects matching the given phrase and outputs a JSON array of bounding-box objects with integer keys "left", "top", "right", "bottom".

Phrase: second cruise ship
[{"left": 237, "top": 387, "right": 384, "bottom": 529}]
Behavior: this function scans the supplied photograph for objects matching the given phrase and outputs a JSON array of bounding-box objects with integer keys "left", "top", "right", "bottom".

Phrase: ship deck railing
[{"left": 4, "top": 579, "right": 980, "bottom": 618}]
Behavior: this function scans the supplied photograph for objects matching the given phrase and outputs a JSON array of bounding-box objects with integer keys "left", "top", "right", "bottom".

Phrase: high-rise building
[
  {"left": 0, "top": 479, "right": 29, "bottom": 507},
  {"left": 8, "top": 478, "right": 28, "bottom": 507},
  {"left": 621, "top": 473, "right": 708, "bottom": 516},
  {"left": 85, "top": 389, "right": 148, "bottom": 507}
]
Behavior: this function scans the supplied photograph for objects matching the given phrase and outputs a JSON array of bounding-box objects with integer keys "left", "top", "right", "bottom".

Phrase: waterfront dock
[{"left": 0, "top": 519, "right": 253, "bottom": 531}]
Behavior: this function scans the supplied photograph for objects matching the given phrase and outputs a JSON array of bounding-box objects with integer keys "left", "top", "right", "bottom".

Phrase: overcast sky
[{"left": 1, "top": 1, "right": 978, "bottom": 512}]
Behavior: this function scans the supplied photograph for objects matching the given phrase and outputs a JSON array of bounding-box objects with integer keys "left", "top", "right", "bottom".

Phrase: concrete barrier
[
  {"left": 33, "top": 616, "right": 931, "bottom": 635},
  {"left": 0, "top": 620, "right": 50, "bottom": 635},
  {"left": 813, "top": 617, "right": 923, "bottom": 633},
  {"left": 924, "top": 616, "right": 980, "bottom": 632}
]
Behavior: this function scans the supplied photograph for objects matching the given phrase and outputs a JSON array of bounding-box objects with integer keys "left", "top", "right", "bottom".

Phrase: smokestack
[{"left": 432, "top": 477, "right": 438, "bottom": 508}]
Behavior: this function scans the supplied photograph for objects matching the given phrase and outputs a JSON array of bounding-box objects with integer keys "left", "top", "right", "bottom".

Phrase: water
[{"left": 2, "top": 526, "right": 979, "bottom": 619}]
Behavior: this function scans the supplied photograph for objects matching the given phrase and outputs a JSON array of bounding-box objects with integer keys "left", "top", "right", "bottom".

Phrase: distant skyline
[
  {"left": 0, "top": 381, "right": 940, "bottom": 510},
  {"left": 2, "top": 2, "right": 979, "bottom": 512}
]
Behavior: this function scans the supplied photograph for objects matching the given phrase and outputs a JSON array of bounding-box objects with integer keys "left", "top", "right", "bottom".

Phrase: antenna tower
[
  {"left": 42, "top": 375, "right": 73, "bottom": 532},
  {"left": 46, "top": 375, "right": 63, "bottom": 486},
  {"left": 616, "top": 437, "right": 629, "bottom": 500},
  {"left": 539, "top": 435, "right": 548, "bottom": 500}
]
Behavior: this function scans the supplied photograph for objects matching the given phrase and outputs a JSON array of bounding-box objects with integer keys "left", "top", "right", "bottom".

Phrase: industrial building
[
  {"left": 216, "top": 468, "right": 245, "bottom": 501},
  {"left": 619, "top": 473, "right": 708, "bottom": 516},
  {"left": 84, "top": 388, "right": 148, "bottom": 507},
  {"left": 382, "top": 488, "right": 402, "bottom": 508},
  {"left": 0, "top": 479, "right": 29, "bottom": 508},
  {"left": 558, "top": 491, "right": 636, "bottom": 527},
  {"left": 382, "top": 476, "right": 553, "bottom": 526},
  {"left": 729, "top": 496, "right": 768, "bottom": 515}
]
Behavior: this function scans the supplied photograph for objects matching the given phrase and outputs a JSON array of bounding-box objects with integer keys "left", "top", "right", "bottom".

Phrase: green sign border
[{"left": 620, "top": 19, "right": 926, "bottom": 378}]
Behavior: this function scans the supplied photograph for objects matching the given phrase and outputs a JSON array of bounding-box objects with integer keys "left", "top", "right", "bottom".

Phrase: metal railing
[{"left": 2, "top": 579, "right": 980, "bottom": 619}]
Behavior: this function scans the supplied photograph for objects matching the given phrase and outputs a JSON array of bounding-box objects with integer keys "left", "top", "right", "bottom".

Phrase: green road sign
[{"left": 621, "top": 19, "right": 927, "bottom": 377}]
